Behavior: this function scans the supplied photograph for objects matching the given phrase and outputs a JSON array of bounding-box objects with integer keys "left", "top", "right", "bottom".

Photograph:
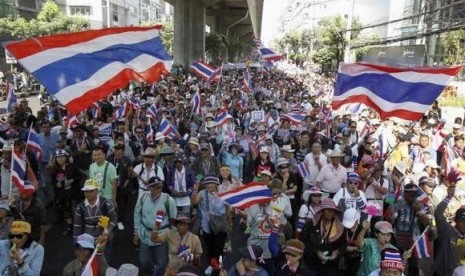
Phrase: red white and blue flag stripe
[
  {"left": 281, "top": 113, "right": 306, "bottom": 124},
  {"left": 91, "top": 102, "right": 101, "bottom": 119},
  {"left": 413, "top": 228, "right": 432, "bottom": 258},
  {"left": 190, "top": 61, "right": 217, "bottom": 81},
  {"left": 218, "top": 182, "right": 274, "bottom": 209},
  {"left": 6, "top": 82, "right": 16, "bottom": 112},
  {"left": 333, "top": 63, "right": 462, "bottom": 121},
  {"left": 243, "top": 68, "right": 253, "bottom": 92},
  {"left": 67, "top": 113, "right": 79, "bottom": 128},
  {"left": 26, "top": 126, "right": 43, "bottom": 162},
  {"left": 146, "top": 117, "right": 154, "bottom": 144},
  {"left": 191, "top": 90, "right": 202, "bottom": 115},
  {"left": 207, "top": 66, "right": 221, "bottom": 83},
  {"left": 11, "top": 148, "right": 35, "bottom": 194},
  {"left": 147, "top": 102, "right": 158, "bottom": 119},
  {"left": 258, "top": 47, "right": 283, "bottom": 62},
  {"left": 158, "top": 117, "right": 179, "bottom": 139},
  {"left": 115, "top": 100, "right": 129, "bottom": 120},
  {"left": 215, "top": 108, "right": 230, "bottom": 126},
  {"left": 4, "top": 26, "right": 173, "bottom": 114},
  {"left": 297, "top": 162, "right": 310, "bottom": 178}
]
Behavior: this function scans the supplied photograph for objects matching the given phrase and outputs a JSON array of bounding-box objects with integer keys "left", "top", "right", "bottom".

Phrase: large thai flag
[
  {"left": 147, "top": 102, "right": 158, "bottom": 119},
  {"left": 413, "top": 229, "right": 432, "bottom": 258},
  {"left": 158, "top": 117, "right": 179, "bottom": 139},
  {"left": 243, "top": 68, "right": 253, "bottom": 92},
  {"left": 26, "top": 126, "right": 43, "bottom": 162},
  {"left": 11, "top": 148, "right": 36, "bottom": 194},
  {"left": 4, "top": 26, "right": 173, "bottom": 114},
  {"left": 281, "top": 113, "right": 306, "bottom": 124},
  {"left": 190, "top": 61, "right": 216, "bottom": 81},
  {"left": 218, "top": 182, "right": 274, "bottom": 209},
  {"left": 5, "top": 82, "right": 16, "bottom": 112},
  {"left": 333, "top": 63, "right": 462, "bottom": 121},
  {"left": 191, "top": 90, "right": 202, "bottom": 115},
  {"left": 258, "top": 47, "right": 283, "bottom": 62}
]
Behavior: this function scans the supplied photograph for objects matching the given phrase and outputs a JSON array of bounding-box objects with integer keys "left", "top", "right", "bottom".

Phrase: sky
[{"left": 261, "top": 0, "right": 288, "bottom": 46}]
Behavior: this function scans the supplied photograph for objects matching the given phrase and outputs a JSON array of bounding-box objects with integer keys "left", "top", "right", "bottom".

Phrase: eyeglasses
[
  {"left": 201, "top": 149, "right": 209, "bottom": 151},
  {"left": 174, "top": 160, "right": 182, "bottom": 164},
  {"left": 279, "top": 166, "right": 289, "bottom": 170},
  {"left": 9, "top": 234, "right": 24, "bottom": 239}
]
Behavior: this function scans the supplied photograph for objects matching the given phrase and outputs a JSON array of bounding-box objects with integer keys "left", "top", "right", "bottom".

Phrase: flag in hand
[{"left": 218, "top": 182, "right": 274, "bottom": 209}]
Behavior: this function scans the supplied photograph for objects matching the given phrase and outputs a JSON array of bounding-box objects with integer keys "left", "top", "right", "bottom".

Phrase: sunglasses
[
  {"left": 9, "top": 234, "right": 24, "bottom": 239},
  {"left": 201, "top": 149, "right": 209, "bottom": 151},
  {"left": 348, "top": 180, "right": 359, "bottom": 184},
  {"left": 279, "top": 166, "right": 289, "bottom": 169},
  {"left": 144, "top": 156, "right": 155, "bottom": 159},
  {"left": 174, "top": 160, "right": 182, "bottom": 164}
]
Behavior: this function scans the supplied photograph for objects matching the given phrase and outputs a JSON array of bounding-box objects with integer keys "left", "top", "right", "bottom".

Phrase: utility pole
[
  {"left": 106, "top": 0, "right": 111, "bottom": 28},
  {"left": 344, "top": 0, "right": 354, "bottom": 63}
]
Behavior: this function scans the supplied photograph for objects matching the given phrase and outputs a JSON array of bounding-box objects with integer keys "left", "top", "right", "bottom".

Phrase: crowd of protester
[{"left": 0, "top": 65, "right": 464, "bottom": 276}]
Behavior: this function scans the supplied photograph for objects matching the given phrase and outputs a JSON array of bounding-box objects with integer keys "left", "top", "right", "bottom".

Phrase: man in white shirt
[
  {"left": 131, "top": 148, "right": 165, "bottom": 196},
  {"left": 303, "top": 142, "right": 327, "bottom": 189},
  {"left": 316, "top": 149, "right": 347, "bottom": 198}
]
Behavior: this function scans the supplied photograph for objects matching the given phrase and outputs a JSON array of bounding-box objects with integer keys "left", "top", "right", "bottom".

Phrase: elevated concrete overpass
[{"left": 167, "top": 0, "right": 264, "bottom": 66}]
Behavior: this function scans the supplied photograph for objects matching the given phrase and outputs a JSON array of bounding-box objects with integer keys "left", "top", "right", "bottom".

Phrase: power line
[{"left": 345, "top": 0, "right": 465, "bottom": 32}]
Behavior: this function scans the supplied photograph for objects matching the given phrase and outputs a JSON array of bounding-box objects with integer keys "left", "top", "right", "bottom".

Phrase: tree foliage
[
  {"left": 442, "top": 30, "right": 465, "bottom": 65},
  {"left": 205, "top": 32, "right": 229, "bottom": 65},
  {"left": 160, "top": 21, "right": 174, "bottom": 55},
  {"left": 0, "top": 0, "right": 89, "bottom": 39},
  {"left": 311, "top": 15, "right": 362, "bottom": 69}
]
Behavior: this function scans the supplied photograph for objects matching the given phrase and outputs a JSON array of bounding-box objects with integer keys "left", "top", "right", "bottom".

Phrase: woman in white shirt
[{"left": 296, "top": 187, "right": 322, "bottom": 239}]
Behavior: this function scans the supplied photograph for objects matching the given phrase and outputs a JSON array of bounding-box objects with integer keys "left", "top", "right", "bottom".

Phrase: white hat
[
  {"left": 206, "top": 121, "right": 217, "bottom": 128},
  {"left": 188, "top": 138, "right": 200, "bottom": 147},
  {"left": 276, "top": 158, "right": 290, "bottom": 168},
  {"left": 260, "top": 170, "right": 272, "bottom": 177},
  {"left": 281, "top": 145, "right": 295, "bottom": 152},
  {"left": 453, "top": 123, "right": 462, "bottom": 129},
  {"left": 372, "top": 118, "right": 381, "bottom": 125},
  {"left": 328, "top": 149, "right": 344, "bottom": 158},
  {"left": 342, "top": 208, "right": 360, "bottom": 229},
  {"left": 155, "top": 132, "right": 165, "bottom": 141},
  {"left": 259, "top": 146, "right": 269, "bottom": 153},
  {"left": 75, "top": 233, "right": 95, "bottom": 249},
  {"left": 425, "top": 159, "right": 440, "bottom": 169}
]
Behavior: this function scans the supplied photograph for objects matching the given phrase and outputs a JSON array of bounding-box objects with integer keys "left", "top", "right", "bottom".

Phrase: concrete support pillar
[{"left": 173, "top": 0, "right": 206, "bottom": 66}]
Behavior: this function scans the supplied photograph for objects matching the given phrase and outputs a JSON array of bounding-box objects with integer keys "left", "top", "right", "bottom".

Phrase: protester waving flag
[
  {"left": 190, "top": 61, "right": 218, "bottom": 81},
  {"left": 332, "top": 63, "right": 462, "bottom": 121},
  {"left": 26, "top": 125, "right": 43, "bottom": 162},
  {"left": 4, "top": 26, "right": 173, "bottom": 114},
  {"left": 147, "top": 102, "right": 158, "bottom": 119},
  {"left": 218, "top": 182, "right": 274, "bottom": 209},
  {"left": 191, "top": 90, "right": 202, "bottom": 115}
]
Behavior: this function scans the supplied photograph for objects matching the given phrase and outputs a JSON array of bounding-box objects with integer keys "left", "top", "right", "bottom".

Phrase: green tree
[
  {"left": 0, "top": 0, "right": 89, "bottom": 39},
  {"left": 160, "top": 21, "right": 174, "bottom": 55},
  {"left": 227, "top": 39, "right": 252, "bottom": 61},
  {"left": 275, "top": 29, "right": 304, "bottom": 64},
  {"left": 205, "top": 32, "right": 229, "bottom": 65},
  {"left": 442, "top": 30, "right": 465, "bottom": 65},
  {"left": 311, "top": 15, "right": 362, "bottom": 69}
]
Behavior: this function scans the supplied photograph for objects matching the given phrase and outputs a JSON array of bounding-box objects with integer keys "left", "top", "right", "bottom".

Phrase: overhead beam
[{"left": 206, "top": 7, "right": 247, "bottom": 17}]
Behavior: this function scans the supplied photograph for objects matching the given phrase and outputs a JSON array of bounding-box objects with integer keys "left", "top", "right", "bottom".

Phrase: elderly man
[
  {"left": 304, "top": 142, "right": 327, "bottom": 189},
  {"left": 131, "top": 148, "right": 165, "bottom": 196},
  {"left": 316, "top": 149, "right": 347, "bottom": 199},
  {"left": 133, "top": 177, "right": 177, "bottom": 276}
]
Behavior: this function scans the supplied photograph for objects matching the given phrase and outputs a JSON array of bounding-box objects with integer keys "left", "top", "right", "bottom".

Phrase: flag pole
[
  {"left": 215, "top": 62, "right": 224, "bottom": 95},
  {"left": 378, "top": 121, "right": 417, "bottom": 166},
  {"left": 408, "top": 225, "right": 429, "bottom": 252},
  {"left": 9, "top": 144, "right": 13, "bottom": 195}
]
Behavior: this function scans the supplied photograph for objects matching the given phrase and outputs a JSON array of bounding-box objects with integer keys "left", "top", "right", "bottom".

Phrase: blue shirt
[
  {"left": 198, "top": 189, "right": 227, "bottom": 234},
  {"left": 222, "top": 152, "right": 243, "bottom": 180},
  {"left": 38, "top": 132, "right": 59, "bottom": 162},
  {"left": 0, "top": 239, "right": 44, "bottom": 276}
]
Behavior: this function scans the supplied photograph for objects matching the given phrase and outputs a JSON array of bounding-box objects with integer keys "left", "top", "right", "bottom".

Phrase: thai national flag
[
  {"left": 67, "top": 113, "right": 79, "bottom": 128},
  {"left": 416, "top": 186, "right": 430, "bottom": 205},
  {"left": 129, "top": 97, "right": 141, "bottom": 110},
  {"left": 6, "top": 82, "right": 16, "bottom": 112},
  {"left": 215, "top": 108, "right": 230, "bottom": 126},
  {"left": 297, "top": 162, "right": 310, "bottom": 178},
  {"left": 191, "top": 90, "right": 202, "bottom": 115},
  {"left": 158, "top": 117, "right": 179, "bottom": 139},
  {"left": 359, "top": 119, "right": 372, "bottom": 140},
  {"left": 147, "top": 102, "right": 158, "bottom": 119},
  {"left": 91, "top": 102, "right": 101, "bottom": 119},
  {"left": 332, "top": 63, "right": 462, "bottom": 121},
  {"left": 258, "top": 47, "right": 283, "bottom": 62},
  {"left": 252, "top": 38, "right": 264, "bottom": 48},
  {"left": 281, "top": 113, "right": 306, "bottom": 124},
  {"left": 243, "top": 68, "right": 253, "bottom": 92},
  {"left": 218, "top": 182, "right": 274, "bottom": 209},
  {"left": 115, "top": 100, "right": 129, "bottom": 120},
  {"left": 4, "top": 26, "right": 173, "bottom": 114},
  {"left": 239, "top": 92, "right": 247, "bottom": 110},
  {"left": 413, "top": 230, "right": 432, "bottom": 258},
  {"left": 26, "top": 126, "right": 43, "bottom": 162},
  {"left": 190, "top": 61, "right": 217, "bottom": 81},
  {"left": 11, "top": 148, "right": 36, "bottom": 194},
  {"left": 207, "top": 66, "right": 221, "bottom": 83}
]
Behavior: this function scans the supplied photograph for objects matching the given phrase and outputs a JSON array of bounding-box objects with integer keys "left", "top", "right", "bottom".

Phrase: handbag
[{"left": 206, "top": 191, "right": 227, "bottom": 234}]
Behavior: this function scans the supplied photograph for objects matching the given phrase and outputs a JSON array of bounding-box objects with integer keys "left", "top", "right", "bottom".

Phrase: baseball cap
[
  {"left": 342, "top": 208, "right": 360, "bottom": 229},
  {"left": 75, "top": 233, "right": 95, "bottom": 249},
  {"left": 81, "top": 179, "right": 99, "bottom": 191}
]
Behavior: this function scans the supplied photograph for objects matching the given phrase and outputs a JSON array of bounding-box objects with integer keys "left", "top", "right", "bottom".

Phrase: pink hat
[
  {"left": 375, "top": 221, "right": 394, "bottom": 234},
  {"left": 317, "top": 198, "right": 341, "bottom": 213}
]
